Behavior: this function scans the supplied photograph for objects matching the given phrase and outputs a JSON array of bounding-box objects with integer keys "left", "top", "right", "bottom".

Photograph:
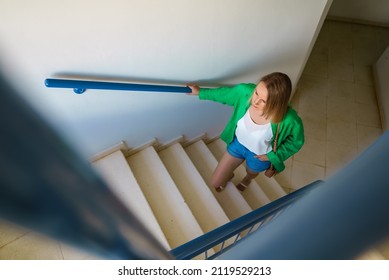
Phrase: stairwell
[{"left": 90, "top": 135, "right": 288, "bottom": 258}]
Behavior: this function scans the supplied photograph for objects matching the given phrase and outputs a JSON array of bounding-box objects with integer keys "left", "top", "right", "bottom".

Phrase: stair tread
[
  {"left": 255, "top": 174, "right": 287, "bottom": 201},
  {"left": 126, "top": 146, "right": 206, "bottom": 249},
  {"left": 159, "top": 143, "right": 230, "bottom": 233},
  {"left": 185, "top": 140, "right": 252, "bottom": 220},
  {"left": 91, "top": 150, "right": 170, "bottom": 249}
]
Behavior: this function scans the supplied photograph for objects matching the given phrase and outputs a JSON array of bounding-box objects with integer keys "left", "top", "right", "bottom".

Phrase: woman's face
[{"left": 251, "top": 82, "right": 268, "bottom": 113}]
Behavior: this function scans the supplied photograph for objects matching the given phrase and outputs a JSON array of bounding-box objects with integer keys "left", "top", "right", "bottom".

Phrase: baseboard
[
  {"left": 125, "top": 138, "right": 158, "bottom": 157},
  {"left": 90, "top": 133, "right": 221, "bottom": 162},
  {"left": 326, "top": 16, "right": 389, "bottom": 28},
  {"left": 89, "top": 141, "right": 128, "bottom": 163},
  {"left": 182, "top": 133, "right": 208, "bottom": 147},
  {"left": 156, "top": 135, "right": 185, "bottom": 152}
]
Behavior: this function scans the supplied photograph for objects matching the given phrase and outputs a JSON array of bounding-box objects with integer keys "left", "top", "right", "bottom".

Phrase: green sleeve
[
  {"left": 198, "top": 84, "right": 255, "bottom": 106},
  {"left": 267, "top": 111, "right": 305, "bottom": 172}
]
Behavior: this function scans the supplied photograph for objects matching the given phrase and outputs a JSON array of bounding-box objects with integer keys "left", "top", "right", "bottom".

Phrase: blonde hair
[{"left": 259, "top": 72, "right": 292, "bottom": 123}]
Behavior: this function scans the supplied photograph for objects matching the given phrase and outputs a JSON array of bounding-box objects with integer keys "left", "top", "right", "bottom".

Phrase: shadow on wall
[
  {"left": 52, "top": 89, "right": 233, "bottom": 158},
  {"left": 52, "top": 43, "right": 306, "bottom": 88}
]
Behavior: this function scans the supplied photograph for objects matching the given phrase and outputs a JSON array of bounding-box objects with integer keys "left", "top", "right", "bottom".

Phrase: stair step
[
  {"left": 91, "top": 150, "right": 170, "bottom": 249},
  {"left": 126, "top": 146, "right": 206, "bottom": 249},
  {"left": 159, "top": 143, "right": 230, "bottom": 232},
  {"left": 255, "top": 174, "right": 287, "bottom": 201},
  {"left": 184, "top": 140, "right": 252, "bottom": 220},
  {"left": 159, "top": 143, "right": 235, "bottom": 251},
  {"left": 207, "top": 139, "right": 271, "bottom": 209}
]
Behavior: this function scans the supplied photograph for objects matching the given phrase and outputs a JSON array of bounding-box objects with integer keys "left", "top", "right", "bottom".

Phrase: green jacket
[{"left": 199, "top": 83, "right": 304, "bottom": 172}]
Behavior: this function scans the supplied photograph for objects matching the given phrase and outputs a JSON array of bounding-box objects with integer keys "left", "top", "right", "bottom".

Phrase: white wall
[
  {"left": 0, "top": 0, "right": 331, "bottom": 158},
  {"left": 328, "top": 0, "right": 389, "bottom": 25}
]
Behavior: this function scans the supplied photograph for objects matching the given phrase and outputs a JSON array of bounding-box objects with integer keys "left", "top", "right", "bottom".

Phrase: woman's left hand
[
  {"left": 187, "top": 84, "right": 200, "bottom": 96},
  {"left": 255, "top": 154, "right": 269, "bottom": 161}
]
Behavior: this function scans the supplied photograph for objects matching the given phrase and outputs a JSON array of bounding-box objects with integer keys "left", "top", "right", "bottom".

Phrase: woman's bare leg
[
  {"left": 236, "top": 167, "right": 259, "bottom": 191},
  {"left": 211, "top": 151, "right": 244, "bottom": 192}
]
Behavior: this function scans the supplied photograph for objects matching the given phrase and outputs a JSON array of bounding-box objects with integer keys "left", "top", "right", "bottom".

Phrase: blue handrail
[{"left": 45, "top": 78, "right": 192, "bottom": 94}]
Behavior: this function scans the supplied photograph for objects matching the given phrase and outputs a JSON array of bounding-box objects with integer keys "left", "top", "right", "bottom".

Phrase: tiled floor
[
  {"left": 0, "top": 19, "right": 388, "bottom": 259},
  {"left": 0, "top": 219, "right": 100, "bottom": 260},
  {"left": 279, "top": 20, "right": 387, "bottom": 192}
]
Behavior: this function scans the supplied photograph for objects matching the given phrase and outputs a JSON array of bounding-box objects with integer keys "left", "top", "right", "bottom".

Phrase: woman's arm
[{"left": 187, "top": 83, "right": 255, "bottom": 106}]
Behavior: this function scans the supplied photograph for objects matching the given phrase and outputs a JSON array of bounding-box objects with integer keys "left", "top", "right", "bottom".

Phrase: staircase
[
  {"left": 2, "top": 132, "right": 389, "bottom": 259},
  {"left": 90, "top": 134, "right": 288, "bottom": 258}
]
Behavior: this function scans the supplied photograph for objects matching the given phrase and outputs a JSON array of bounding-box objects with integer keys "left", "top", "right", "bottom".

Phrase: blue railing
[
  {"left": 44, "top": 78, "right": 192, "bottom": 94},
  {"left": 170, "top": 180, "right": 323, "bottom": 260}
]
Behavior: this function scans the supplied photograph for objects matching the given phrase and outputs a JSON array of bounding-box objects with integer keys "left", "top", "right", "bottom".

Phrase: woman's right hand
[{"left": 187, "top": 84, "right": 200, "bottom": 96}]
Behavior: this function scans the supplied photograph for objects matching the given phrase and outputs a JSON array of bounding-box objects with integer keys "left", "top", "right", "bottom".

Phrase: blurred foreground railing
[
  {"left": 171, "top": 180, "right": 323, "bottom": 260},
  {"left": 1, "top": 73, "right": 173, "bottom": 260}
]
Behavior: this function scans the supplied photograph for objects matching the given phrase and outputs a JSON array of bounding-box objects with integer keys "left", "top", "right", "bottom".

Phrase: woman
[{"left": 188, "top": 72, "right": 304, "bottom": 192}]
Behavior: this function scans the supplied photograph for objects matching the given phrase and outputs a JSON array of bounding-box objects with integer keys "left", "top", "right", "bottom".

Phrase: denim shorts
[{"left": 227, "top": 137, "right": 271, "bottom": 173}]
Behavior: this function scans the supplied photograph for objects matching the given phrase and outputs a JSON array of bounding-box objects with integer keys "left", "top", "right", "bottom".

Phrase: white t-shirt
[{"left": 235, "top": 110, "right": 273, "bottom": 155}]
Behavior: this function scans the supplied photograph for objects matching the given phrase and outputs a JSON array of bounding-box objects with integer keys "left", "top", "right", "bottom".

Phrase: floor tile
[
  {"left": 291, "top": 161, "right": 325, "bottom": 190},
  {"left": 299, "top": 112, "right": 327, "bottom": 141},
  {"left": 355, "top": 84, "right": 377, "bottom": 105},
  {"left": 293, "top": 137, "right": 326, "bottom": 166},
  {"left": 310, "top": 43, "right": 329, "bottom": 62},
  {"left": 303, "top": 59, "right": 328, "bottom": 78},
  {"left": 329, "top": 45, "right": 353, "bottom": 65},
  {"left": 275, "top": 164, "right": 292, "bottom": 189},
  {"left": 327, "top": 120, "right": 357, "bottom": 147},
  {"left": 326, "top": 141, "right": 358, "bottom": 171},
  {"left": 354, "top": 47, "right": 380, "bottom": 67},
  {"left": 354, "top": 66, "right": 374, "bottom": 85},
  {"left": 327, "top": 95, "right": 357, "bottom": 123},
  {"left": 0, "top": 232, "right": 63, "bottom": 260},
  {"left": 0, "top": 220, "right": 30, "bottom": 248},
  {"left": 60, "top": 242, "right": 102, "bottom": 260},
  {"left": 299, "top": 91, "right": 327, "bottom": 118},
  {"left": 329, "top": 21, "right": 353, "bottom": 48},
  {"left": 352, "top": 25, "right": 379, "bottom": 49},
  {"left": 297, "top": 75, "right": 329, "bottom": 97},
  {"left": 357, "top": 124, "right": 383, "bottom": 153},
  {"left": 325, "top": 165, "right": 340, "bottom": 179},
  {"left": 328, "top": 63, "right": 354, "bottom": 82},
  {"left": 328, "top": 80, "right": 355, "bottom": 101},
  {"left": 356, "top": 102, "right": 381, "bottom": 128}
]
